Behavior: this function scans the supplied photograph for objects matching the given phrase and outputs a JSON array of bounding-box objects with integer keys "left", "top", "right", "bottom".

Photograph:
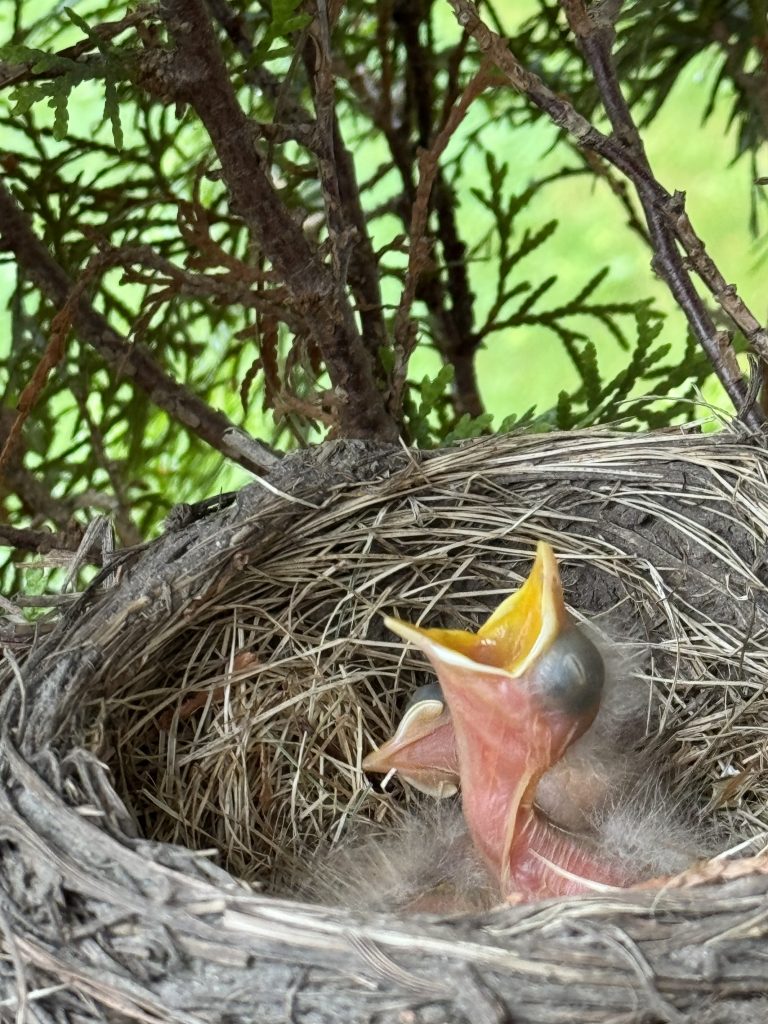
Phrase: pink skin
[
  {"left": 366, "top": 670, "right": 628, "bottom": 900},
  {"left": 364, "top": 540, "right": 630, "bottom": 901},
  {"left": 363, "top": 709, "right": 458, "bottom": 796},
  {"left": 416, "top": 653, "right": 624, "bottom": 900}
]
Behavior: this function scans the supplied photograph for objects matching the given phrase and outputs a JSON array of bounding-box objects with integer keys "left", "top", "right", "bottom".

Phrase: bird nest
[{"left": 3, "top": 428, "right": 768, "bottom": 1023}]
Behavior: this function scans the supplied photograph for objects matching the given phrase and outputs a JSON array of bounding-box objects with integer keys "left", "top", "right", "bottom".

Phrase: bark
[
  {"left": 154, "top": 0, "right": 399, "bottom": 442},
  {"left": 447, "top": 0, "right": 768, "bottom": 431}
]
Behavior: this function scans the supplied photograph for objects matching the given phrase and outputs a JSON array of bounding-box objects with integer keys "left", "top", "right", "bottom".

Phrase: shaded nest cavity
[{"left": 4, "top": 429, "right": 768, "bottom": 1024}]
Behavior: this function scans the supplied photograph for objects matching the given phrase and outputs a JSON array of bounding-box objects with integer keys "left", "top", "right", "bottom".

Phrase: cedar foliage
[{"left": 1, "top": 0, "right": 767, "bottom": 560}]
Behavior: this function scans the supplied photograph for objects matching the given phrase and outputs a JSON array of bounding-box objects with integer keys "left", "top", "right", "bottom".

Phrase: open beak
[
  {"left": 366, "top": 542, "right": 605, "bottom": 892},
  {"left": 362, "top": 683, "right": 459, "bottom": 798}
]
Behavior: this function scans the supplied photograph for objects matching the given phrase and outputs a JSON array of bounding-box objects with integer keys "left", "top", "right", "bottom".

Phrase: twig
[
  {"left": 392, "top": 67, "right": 493, "bottom": 413},
  {"left": 70, "top": 389, "right": 142, "bottom": 548},
  {"left": 0, "top": 7, "right": 156, "bottom": 89},
  {"left": 0, "top": 183, "right": 280, "bottom": 475},
  {"left": 577, "top": 148, "right": 650, "bottom": 245},
  {"left": 300, "top": 4, "right": 388, "bottom": 358},
  {"left": 394, "top": 4, "right": 484, "bottom": 417},
  {"left": 206, "top": 0, "right": 389, "bottom": 367},
  {"left": 666, "top": 196, "right": 768, "bottom": 361},
  {"left": 560, "top": 0, "right": 766, "bottom": 422},
  {"left": 156, "top": 0, "right": 399, "bottom": 442},
  {"left": 307, "top": 2, "right": 353, "bottom": 299},
  {"left": 0, "top": 300, "right": 69, "bottom": 477},
  {"left": 338, "top": 10, "right": 485, "bottom": 418},
  {"left": 447, "top": 0, "right": 766, "bottom": 431},
  {"left": 0, "top": 524, "right": 107, "bottom": 562}
]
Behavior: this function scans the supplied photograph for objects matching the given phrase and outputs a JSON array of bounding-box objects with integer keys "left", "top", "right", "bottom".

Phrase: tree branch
[
  {"left": 392, "top": 67, "right": 492, "bottom": 415},
  {"left": 155, "top": 0, "right": 399, "bottom": 442},
  {"left": 301, "top": 7, "right": 389, "bottom": 359},
  {"left": 337, "top": 8, "right": 485, "bottom": 418},
  {"left": 0, "top": 182, "right": 279, "bottom": 475},
  {"left": 205, "top": 0, "right": 389, "bottom": 359},
  {"left": 394, "top": 1, "right": 484, "bottom": 417},
  {"left": 447, "top": 0, "right": 767, "bottom": 431},
  {"left": 0, "top": 8, "right": 153, "bottom": 89},
  {"left": 0, "top": 523, "right": 106, "bottom": 563},
  {"left": 561, "top": 0, "right": 768, "bottom": 420}
]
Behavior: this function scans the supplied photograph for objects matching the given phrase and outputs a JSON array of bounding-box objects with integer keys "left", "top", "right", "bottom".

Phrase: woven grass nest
[{"left": 4, "top": 428, "right": 768, "bottom": 1024}]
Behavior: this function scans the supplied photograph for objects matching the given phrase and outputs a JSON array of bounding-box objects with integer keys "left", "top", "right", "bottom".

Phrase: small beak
[
  {"left": 374, "top": 542, "right": 605, "bottom": 889},
  {"left": 362, "top": 684, "right": 459, "bottom": 798}
]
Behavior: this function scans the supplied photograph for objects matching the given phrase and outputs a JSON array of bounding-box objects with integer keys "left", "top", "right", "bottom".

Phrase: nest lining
[
  {"left": 83, "top": 430, "right": 768, "bottom": 890},
  {"left": 3, "top": 429, "right": 768, "bottom": 1023}
]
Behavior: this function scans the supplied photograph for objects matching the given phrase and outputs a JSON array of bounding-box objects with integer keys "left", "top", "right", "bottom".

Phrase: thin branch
[
  {"left": 155, "top": 0, "right": 399, "bottom": 442},
  {"left": 0, "top": 523, "right": 110, "bottom": 564},
  {"left": 307, "top": 1, "right": 355, "bottom": 299},
  {"left": 577, "top": 148, "right": 650, "bottom": 245},
  {"left": 301, "top": 6, "right": 389, "bottom": 358},
  {"left": 206, "top": 0, "right": 389, "bottom": 359},
  {"left": 667, "top": 196, "right": 768, "bottom": 359},
  {"left": 70, "top": 389, "right": 143, "bottom": 548},
  {"left": 392, "top": 67, "right": 493, "bottom": 414},
  {"left": 710, "top": 19, "right": 768, "bottom": 141},
  {"left": 0, "top": 7, "right": 156, "bottom": 89},
  {"left": 0, "top": 182, "right": 279, "bottom": 475},
  {"left": 0, "top": 292, "right": 68, "bottom": 476},
  {"left": 561, "top": 0, "right": 768, "bottom": 412},
  {"left": 336, "top": 10, "right": 485, "bottom": 418},
  {"left": 394, "top": 2, "right": 484, "bottom": 417},
  {"left": 447, "top": 0, "right": 767, "bottom": 431}
]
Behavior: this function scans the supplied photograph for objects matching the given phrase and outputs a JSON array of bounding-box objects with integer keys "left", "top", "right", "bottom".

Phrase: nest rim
[{"left": 4, "top": 427, "right": 768, "bottom": 1024}]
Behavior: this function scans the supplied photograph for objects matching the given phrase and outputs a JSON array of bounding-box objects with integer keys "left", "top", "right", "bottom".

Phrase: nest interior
[{"left": 4, "top": 429, "right": 768, "bottom": 1024}]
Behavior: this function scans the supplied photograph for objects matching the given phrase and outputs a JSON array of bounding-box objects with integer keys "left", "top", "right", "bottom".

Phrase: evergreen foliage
[{"left": 0, "top": 0, "right": 766, "bottom": 578}]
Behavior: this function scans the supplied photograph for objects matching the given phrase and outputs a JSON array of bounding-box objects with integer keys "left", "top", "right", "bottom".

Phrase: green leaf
[
  {"left": 443, "top": 412, "right": 492, "bottom": 446},
  {"left": 10, "top": 84, "right": 47, "bottom": 116},
  {"left": 0, "top": 44, "right": 49, "bottom": 63},
  {"left": 580, "top": 341, "right": 601, "bottom": 409},
  {"left": 64, "top": 7, "right": 93, "bottom": 36},
  {"left": 555, "top": 390, "right": 574, "bottom": 430},
  {"left": 272, "top": 0, "right": 304, "bottom": 22},
  {"left": 419, "top": 364, "right": 454, "bottom": 409},
  {"left": 103, "top": 71, "right": 123, "bottom": 150},
  {"left": 378, "top": 346, "right": 395, "bottom": 373},
  {"left": 49, "top": 83, "right": 70, "bottom": 140},
  {"left": 498, "top": 413, "right": 518, "bottom": 432}
]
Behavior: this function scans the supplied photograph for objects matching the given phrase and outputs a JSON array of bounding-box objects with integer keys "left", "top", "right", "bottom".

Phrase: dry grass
[{"left": 77, "top": 429, "right": 768, "bottom": 895}]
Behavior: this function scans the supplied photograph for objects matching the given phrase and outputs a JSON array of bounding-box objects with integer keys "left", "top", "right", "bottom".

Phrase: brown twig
[
  {"left": 392, "top": 67, "right": 493, "bottom": 414},
  {"left": 0, "top": 183, "right": 280, "bottom": 476},
  {"left": 206, "top": 0, "right": 389, "bottom": 384},
  {"left": 0, "top": 302, "right": 69, "bottom": 477},
  {"left": 447, "top": 0, "right": 767, "bottom": 431},
  {"left": 394, "top": 3, "right": 484, "bottom": 417},
  {"left": 70, "top": 388, "right": 143, "bottom": 548},
  {"left": 299, "top": 4, "right": 389, "bottom": 358},
  {"left": 0, "top": 7, "right": 156, "bottom": 89},
  {"left": 560, "top": 0, "right": 768, "bottom": 416},
  {"left": 337, "top": 7, "right": 485, "bottom": 419},
  {"left": 578, "top": 148, "right": 650, "bottom": 245},
  {"left": 710, "top": 19, "right": 768, "bottom": 142},
  {"left": 154, "top": 0, "right": 399, "bottom": 442},
  {"left": 67, "top": 243, "right": 297, "bottom": 335},
  {"left": 306, "top": 2, "right": 355, "bottom": 298},
  {"left": 0, "top": 524, "right": 100, "bottom": 560}
]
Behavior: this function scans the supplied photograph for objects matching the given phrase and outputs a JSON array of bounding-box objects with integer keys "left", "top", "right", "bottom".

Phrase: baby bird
[{"left": 362, "top": 542, "right": 712, "bottom": 905}]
